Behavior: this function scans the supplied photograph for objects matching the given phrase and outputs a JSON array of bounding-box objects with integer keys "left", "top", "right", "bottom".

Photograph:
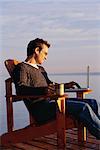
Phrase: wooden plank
[
  {"left": 11, "top": 142, "right": 45, "bottom": 150},
  {"left": 0, "top": 129, "right": 99, "bottom": 150},
  {"left": 24, "top": 140, "right": 57, "bottom": 150}
]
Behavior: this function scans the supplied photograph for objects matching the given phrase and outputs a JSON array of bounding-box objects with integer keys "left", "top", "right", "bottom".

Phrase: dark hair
[{"left": 27, "top": 38, "right": 50, "bottom": 57}]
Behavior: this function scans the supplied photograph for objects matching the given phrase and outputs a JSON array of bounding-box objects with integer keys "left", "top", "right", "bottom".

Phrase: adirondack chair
[{"left": 0, "top": 59, "right": 92, "bottom": 149}]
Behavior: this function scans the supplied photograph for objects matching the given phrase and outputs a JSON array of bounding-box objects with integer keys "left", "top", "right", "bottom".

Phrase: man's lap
[
  {"left": 67, "top": 98, "right": 99, "bottom": 118},
  {"left": 29, "top": 98, "right": 99, "bottom": 124}
]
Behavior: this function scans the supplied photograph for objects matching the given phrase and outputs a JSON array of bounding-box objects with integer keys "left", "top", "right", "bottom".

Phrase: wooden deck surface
[{"left": 0, "top": 128, "right": 100, "bottom": 150}]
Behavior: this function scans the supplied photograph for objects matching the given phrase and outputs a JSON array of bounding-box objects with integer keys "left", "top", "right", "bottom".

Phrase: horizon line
[{"left": 49, "top": 71, "right": 100, "bottom": 76}]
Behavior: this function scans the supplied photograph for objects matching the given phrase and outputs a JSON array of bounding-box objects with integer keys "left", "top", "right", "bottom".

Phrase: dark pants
[{"left": 31, "top": 98, "right": 100, "bottom": 139}]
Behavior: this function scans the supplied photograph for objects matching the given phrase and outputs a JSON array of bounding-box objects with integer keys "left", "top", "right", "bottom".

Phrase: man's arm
[{"left": 16, "top": 85, "right": 48, "bottom": 96}]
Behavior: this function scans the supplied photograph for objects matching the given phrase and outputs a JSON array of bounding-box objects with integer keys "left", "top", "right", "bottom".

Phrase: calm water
[{"left": 0, "top": 73, "right": 100, "bottom": 134}]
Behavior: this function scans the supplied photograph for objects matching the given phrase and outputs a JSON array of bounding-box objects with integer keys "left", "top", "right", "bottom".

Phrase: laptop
[{"left": 65, "top": 66, "right": 90, "bottom": 92}]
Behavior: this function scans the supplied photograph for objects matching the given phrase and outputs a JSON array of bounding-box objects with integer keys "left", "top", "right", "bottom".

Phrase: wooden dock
[{"left": 0, "top": 128, "right": 100, "bottom": 150}]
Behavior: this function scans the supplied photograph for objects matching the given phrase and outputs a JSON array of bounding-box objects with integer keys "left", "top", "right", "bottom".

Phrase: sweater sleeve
[{"left": 16, "top": 85, "right": 48, "bottom": 96}]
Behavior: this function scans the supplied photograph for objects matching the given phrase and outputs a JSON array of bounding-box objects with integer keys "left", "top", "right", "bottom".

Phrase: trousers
[{"left": 31, "top": 98, "right": 100, "bottom": 139}]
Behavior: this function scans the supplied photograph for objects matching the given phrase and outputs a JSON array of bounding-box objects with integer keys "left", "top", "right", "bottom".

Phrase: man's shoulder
[
  {"left": 14, "top": 62, "right": 31, "bottom": 72},
  {"left": 38, "top": 65, "right": 46, "bottom": 72},
  {"left": 16, "top": 62, "right": 33, "bottom": 68},
  {"left": 14, "top": 62, "right": 25, "bottom": 69}
]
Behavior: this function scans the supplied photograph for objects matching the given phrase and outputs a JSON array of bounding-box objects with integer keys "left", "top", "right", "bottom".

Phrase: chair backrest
[{"left": 5, "top": 59, "right": 20, "bottom": 77}]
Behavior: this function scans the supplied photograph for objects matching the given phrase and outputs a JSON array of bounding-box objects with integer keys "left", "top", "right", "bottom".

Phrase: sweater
[{"left": 13, "top": 62, "right": 52, "bottom": 110}]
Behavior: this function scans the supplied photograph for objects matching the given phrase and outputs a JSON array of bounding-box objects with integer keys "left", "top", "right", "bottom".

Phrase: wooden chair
[{"left": 0, "top": 59, "right": 92, "bottom": 149}]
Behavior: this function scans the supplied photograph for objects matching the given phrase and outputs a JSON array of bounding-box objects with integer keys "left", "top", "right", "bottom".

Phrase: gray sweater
[
  {"left": 13, "top": 62, "right": 52, "bottom": 95},
  {"left": 13, "top": 62, "right": 52, "bottom": 110}
]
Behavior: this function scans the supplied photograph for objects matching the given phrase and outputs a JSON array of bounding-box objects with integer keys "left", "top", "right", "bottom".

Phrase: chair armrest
[
  {"left": 8, "top": 94, "right": 67, "bottom": 102},
  {"left": 65, "top": 88, "right": 92, "bottom": 93},
  {"left": 65, "top": 88, "right": 92, "bottom": 99}
]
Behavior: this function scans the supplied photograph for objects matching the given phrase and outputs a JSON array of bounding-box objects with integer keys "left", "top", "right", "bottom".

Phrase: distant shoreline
[
  {"left": 0, "top": 72, "right": 100, "bottom": 77},
  {"left": 49, "top": 72, "right": 100, "bottom": 76}
]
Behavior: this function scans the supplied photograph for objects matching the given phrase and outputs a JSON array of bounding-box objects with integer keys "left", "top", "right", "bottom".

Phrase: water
[{"left": 0, "top": 73, "right": 100, "bottom": 135}]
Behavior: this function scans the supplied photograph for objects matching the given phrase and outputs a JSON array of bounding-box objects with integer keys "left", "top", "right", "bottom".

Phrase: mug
[{"left": 55, "top": 83, "right": 64, "bottom": 95}]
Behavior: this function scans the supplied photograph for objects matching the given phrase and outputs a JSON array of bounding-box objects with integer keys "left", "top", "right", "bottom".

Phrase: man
[{"left": 13, "top": 38, "right": 100, "bottom": 139}]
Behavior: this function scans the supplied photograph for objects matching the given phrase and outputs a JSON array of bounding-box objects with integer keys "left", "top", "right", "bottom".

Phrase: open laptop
[{"left": 65, "top": 66, "right": 90, "bottom": 92}]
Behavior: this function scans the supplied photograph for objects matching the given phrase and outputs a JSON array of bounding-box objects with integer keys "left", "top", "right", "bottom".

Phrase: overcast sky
[{"left": 0, "top": 0, "right": 100, "bottom": 74}]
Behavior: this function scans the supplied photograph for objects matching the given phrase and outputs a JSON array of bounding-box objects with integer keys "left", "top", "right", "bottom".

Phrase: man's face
[{"left": 36, "top": 44, "right": 48, "bottom": 64}]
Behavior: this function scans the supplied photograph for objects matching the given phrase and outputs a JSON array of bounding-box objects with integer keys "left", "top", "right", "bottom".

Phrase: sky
[{"left": 0, "top": 0, "right": 100, "bottom": 74}]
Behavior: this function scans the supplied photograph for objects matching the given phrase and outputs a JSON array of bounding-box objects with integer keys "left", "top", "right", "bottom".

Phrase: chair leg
[
  {"left": 78, "top": 123, "right": 87, "bottom": 143},
  {"left": 57, "top": 97, "right": 66, "bottom": 150},
  {"left": 6, "top": 97, "right": 14, "bottom": 132},
  {"left": 57, "top": 112, "right": 66, "bottom": 150}
]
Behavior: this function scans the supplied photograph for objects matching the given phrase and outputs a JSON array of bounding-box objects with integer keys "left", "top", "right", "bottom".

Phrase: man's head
[
  {"left": 27, "top": 38, "right": 50, "bottom": 56},
  {"left": 27, "top": 38, "right": 50, "bottom": 64}
]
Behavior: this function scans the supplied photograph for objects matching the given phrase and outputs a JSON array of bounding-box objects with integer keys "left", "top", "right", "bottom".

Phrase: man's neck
[
  {"left": 24, "top": 61, "right": 39, "bottom": 69},
  {"left": 25, "top": 55, "right": 36, "bottom": 65}
]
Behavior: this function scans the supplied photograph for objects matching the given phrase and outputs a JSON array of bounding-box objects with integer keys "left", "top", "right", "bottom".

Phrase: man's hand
[
  {"left": 47, "top": 81, "right": 81, "bottom": 95},
  {"left": 47, "top": 84, "right": 56, "bottom": 95},
  {"left": 64, "top": 81, "right": 81, "bottom": 89}
]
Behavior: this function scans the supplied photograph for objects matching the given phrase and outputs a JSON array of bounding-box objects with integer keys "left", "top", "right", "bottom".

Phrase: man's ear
[{"left": 35, "top": 47, "right": 40, "bottom": 55}]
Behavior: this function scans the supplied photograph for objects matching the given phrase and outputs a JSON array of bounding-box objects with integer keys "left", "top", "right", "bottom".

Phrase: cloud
[{"left": 0, "top": 0, "right": 100, "bottom": 73}]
